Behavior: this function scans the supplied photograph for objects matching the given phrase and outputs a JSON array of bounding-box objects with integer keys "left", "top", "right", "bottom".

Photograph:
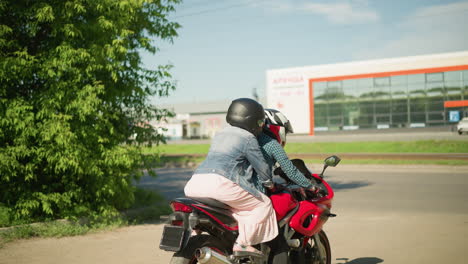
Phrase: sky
[{"left": 143, "top": 0, "right": 468, "bottom": 105}]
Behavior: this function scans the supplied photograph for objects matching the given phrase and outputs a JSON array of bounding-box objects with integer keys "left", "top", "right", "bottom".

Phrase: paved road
[
  {"left": 140, "top": 164, "right": 468, "bottom": 263},
  {"left": 1, "top": 165, "right": 467, "bottom": 264}
]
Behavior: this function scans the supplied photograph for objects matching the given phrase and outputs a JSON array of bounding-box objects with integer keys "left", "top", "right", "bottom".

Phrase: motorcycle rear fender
[{"left": 169, "top": 198, "right": 238, "bottom": 242}]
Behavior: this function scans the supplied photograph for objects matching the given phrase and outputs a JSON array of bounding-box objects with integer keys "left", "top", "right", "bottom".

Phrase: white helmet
[{"left": 264, "top": 109, "right": 293, "bottom": 145}]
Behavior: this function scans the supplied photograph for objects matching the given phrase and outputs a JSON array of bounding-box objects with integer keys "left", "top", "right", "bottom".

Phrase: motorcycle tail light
[
  {"left": 171, "top": 202, "right": 193, "bottom": 213},
  {"left": 171, "top": 220, "right": 183, "bottom": 226}
]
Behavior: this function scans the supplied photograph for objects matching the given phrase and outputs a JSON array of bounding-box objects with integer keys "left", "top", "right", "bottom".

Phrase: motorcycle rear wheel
[{"left": 170, "top": 235, "right": 230, "bottom": 264}]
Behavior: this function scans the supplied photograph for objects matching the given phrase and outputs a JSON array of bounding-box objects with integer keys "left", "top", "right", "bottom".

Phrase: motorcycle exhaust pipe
[{"left": 195, "top": 247, "right": 232, "bottom": 264}]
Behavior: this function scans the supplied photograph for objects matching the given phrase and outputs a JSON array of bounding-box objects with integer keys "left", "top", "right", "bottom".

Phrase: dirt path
[{"left": 0, "top": 224, "right": 172, "bottom": 264}]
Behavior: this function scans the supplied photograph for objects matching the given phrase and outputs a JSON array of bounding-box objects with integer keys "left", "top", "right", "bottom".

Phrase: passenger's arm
[
  {"left": 268, "top": 140, "right": 314, "bottom": 188},
  {"left": 245, "top": 136, "right": 272, "bottom": 185}
]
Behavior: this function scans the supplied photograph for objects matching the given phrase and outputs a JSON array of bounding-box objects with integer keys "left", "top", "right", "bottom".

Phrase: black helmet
[{"left": 226, "top": 98, "right": 265, "bottom": 136}]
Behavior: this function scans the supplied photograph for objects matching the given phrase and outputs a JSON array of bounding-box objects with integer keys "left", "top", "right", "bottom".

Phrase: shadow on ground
[
  {"left": 336, "top": 257, "right": 384, "bottom": 264},
  {"left": 327, "top": 180, "right": 372, "bottom": 191},
  {"left": 137, "top": 168, "right": 194, "bottom": 201}
]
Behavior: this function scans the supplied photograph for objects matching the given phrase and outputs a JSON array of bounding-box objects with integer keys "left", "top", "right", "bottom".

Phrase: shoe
[{"left": 233, "top": 243, "right": 264, "bottom": 258}]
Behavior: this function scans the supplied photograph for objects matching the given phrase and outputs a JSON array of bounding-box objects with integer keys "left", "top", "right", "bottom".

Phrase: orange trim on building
[
  {"left": 444, "top": 100, "right": 468, "bottom": 108},
  {"left": 308, "top": 64, "right": 468, "bottom": 135},
  {"left": 309, "top": 83, "right": 315, "bottom": 135}
]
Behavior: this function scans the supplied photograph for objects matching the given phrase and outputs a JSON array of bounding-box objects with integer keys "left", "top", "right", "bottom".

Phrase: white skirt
[{"left": 184, "top": 173, "right": 278, "bottom": 246}]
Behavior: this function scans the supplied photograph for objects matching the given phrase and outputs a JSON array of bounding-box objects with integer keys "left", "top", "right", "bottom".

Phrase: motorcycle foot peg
[
  {"left": 286, "top": 238, "right": 301, "bottom": 248},
  {"left": 328, "top": 213, "right": 337, "bottom": 217}
]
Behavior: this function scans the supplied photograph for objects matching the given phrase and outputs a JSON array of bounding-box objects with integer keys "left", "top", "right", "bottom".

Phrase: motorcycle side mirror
[
  {"left": 324, "top": 155, "right": 341, "bottom": 167},
  {"left": 319, "top": 155, "right": 341, "bottom": 178}
]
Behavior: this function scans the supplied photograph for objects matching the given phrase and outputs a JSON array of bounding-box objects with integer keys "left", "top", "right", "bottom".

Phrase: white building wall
[{"left": 266, "top": 51, "right": 468, "bottom": 134}]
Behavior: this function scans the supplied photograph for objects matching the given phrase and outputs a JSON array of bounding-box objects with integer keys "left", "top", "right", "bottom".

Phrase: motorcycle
[{"left": 159, "top": 155, "right": 341, "bottom": 264}]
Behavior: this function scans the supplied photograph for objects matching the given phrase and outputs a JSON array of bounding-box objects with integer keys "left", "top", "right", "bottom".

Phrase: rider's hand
[
  {"left": 268, "top": 183, "right": 285, "bottom": 193},
  {"left": 294, "top": 185, "right": 320, "bottom": 199},
  {"left": 307, "top": 185, "right": 319, "bottom": 193}
]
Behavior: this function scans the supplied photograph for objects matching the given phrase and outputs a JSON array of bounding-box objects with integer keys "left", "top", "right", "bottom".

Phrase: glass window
[
  {"left": 327, "top": 81, "right": 341, "bottom": 89},
  {"left": 328, "top": 102, "right": 343, "bottom": 117},
  {"left": 392, "top": 100, "right": 408, "bottom": 114},
  {"left": 410, "top": 97, "right": 426, "bottom": 113},
  {"left": 445, "top": 71, "right": 462, "bottom": 81},
  {"left": 463, "top": 70, "right": 468, "bottom": 81},
  {"left": 359, "top": 102, "right": 374, "bottom": 116},
  {"left": 408, "top": 83, "right": 425, "bottom": 98},
  {"left": 358, "top": 114, "right": 373, "bottom": 128},
  {"left": 376, "top": 115, "right": 390, "bottom": 123},
  {"left": 374, "top": 77, "right": 390, "bottom": 87},
  {"left": 314, "top": 104, "right": 328, "bottom": 127},
  {"left": 356, "top": 78, "right": 374, "bottom": 99},
  {"left": 358, "top": 78, "right": 373, "bottom": 88},
  {"left": 426, "top": 82, "right": 445, "bottom": 98},
  {"left": 375, "top": 100, "right": 391, "bottom": 114},
  {"left": 410, "top": 112, "right": 425, "bottom": 123},
  {"left": 374, "top": 85, "right": 391, "bottom": 99},
  {"left": 343, "top": 79, "right": 359, "bottom": 99},
  {"left": 343, "top": 102, "right": 359, "bottom": 126},
  {"left": 428, "top": 112, "right": 444, "bottom": 122},
  {"left": 392, "top": 113, "right": 408, "bottom": 124},
  {"left": 407, "top": 74, "right": 425, "bottom": 84},
  {"left": 391, "top": 75, "right": 407, "bottom": 85},
  {"left": 426, "top": 72, "right": 443, "bottom": 82},
  {"left": 392, "top": 84, "right": 407, "bottom": 99},
  {"left": 313, "top": 82, "right": 327, "bottom": 102},
  {"left": 427, "top": 99, "right": 444, "bottom": 112},
  {"left": 391, "top": 75, "right": 407, "bottom": 99},
  {"left": 445, "top": 81, "right": 462, "bottom": 98},
  {"left": 327, "top": 81, "right": 344, "bottom": 102},
  {"left": 328, "top": 116, "right": 343, "bottom": 126}
]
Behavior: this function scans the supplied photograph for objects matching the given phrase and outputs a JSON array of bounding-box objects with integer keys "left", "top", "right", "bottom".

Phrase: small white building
[{"left": 156, "top": 99, "right": 266, "bottom": 140}]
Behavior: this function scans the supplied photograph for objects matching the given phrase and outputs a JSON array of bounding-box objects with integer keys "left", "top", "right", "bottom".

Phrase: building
[
  {"left": 266, "top": 51, "right": 468, "bottom": 135},
  {"left": 157, "top": 99, "right": 251, "bottom": 140}
]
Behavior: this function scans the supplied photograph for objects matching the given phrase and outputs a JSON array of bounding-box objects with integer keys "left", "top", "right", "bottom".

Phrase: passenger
[{"left": 184, "top": 98, "right": 277, "bottom": 258}]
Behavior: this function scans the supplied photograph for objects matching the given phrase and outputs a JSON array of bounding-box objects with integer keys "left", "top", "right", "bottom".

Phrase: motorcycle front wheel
[
  {"left": 306, "top": 230, "right": 331, "bottom": 264},
  {"left": 170, "top": 235, "right": 230, "bottom": 264}
]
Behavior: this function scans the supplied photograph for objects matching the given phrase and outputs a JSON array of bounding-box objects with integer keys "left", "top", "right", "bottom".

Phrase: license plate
[{"left": 159, "top": 225, "right": 186, "bottom": 252}]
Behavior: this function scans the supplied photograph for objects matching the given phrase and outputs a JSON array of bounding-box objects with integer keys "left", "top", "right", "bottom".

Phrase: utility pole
[{"left": 252, "top": 87, "right": 259, "bottom": 101}]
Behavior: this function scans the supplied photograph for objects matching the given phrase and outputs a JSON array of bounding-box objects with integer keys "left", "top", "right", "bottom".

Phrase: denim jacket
[{"left": 194, "top": 126, "right": 272, "bottom": 198}]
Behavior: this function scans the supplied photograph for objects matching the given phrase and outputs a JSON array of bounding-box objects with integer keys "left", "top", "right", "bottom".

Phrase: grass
[
  {"left": 300, "top": 158, "right": 468, "bottom": 166},
  {"left": 143, "top": 140, "right": 468, "bottom": 155},
  {"left": 285, "top": 140, "right": 468, "bottom": 154}
]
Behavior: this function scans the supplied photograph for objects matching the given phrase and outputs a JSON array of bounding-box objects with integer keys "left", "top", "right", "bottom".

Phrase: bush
[{"left": 0, "top": 0, "right": 180, "bottom": 223}]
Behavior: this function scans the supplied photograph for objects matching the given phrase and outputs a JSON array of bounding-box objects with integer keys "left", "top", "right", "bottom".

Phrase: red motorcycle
[{"left": 159, "top": 156, "right": 341, "bottom": 264}]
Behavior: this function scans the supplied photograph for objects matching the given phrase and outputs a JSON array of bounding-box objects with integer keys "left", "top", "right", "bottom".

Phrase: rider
[
  {"left": 184, "top": 98, "right": 277, "bottom": 258},
  {"left": 255, "top": 108, "right": 317, "bottom": 264},
  {"left": 254, "top": 108, "right": 316, "bottom": 194}
]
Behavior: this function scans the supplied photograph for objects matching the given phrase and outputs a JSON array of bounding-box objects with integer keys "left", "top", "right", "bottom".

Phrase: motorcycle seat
[{"left": 188, "top": 197, "right": 232, "bottom": 210}]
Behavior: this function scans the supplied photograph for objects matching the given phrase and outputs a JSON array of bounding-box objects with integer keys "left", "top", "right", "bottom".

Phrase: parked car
[{"left": 457, "top": 117, "right": 468, "bottom": 135}]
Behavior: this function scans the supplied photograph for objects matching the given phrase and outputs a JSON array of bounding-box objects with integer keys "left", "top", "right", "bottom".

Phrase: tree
[{"left": 0, "top": 0, "right": 180, "bottom": 222}]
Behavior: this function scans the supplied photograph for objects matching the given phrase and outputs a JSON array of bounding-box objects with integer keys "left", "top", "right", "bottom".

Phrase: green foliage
[
  {"left": 0, "top": 0, "right": 180, "bottom": 223},
  {"left": 124, "top": 187, "right": 171, "bottom": 224},
  {"left": 0, "top": 204, "right": 11, "bottom": 227}
]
